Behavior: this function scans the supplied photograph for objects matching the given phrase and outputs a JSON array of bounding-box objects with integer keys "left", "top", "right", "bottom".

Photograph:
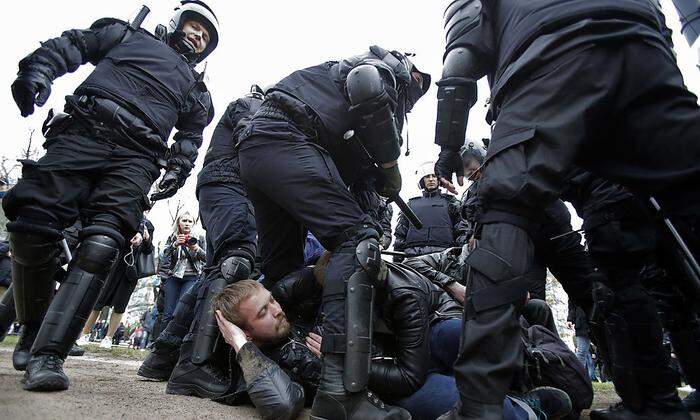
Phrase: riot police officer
[
  {"left": 164, "top": 88, "right": 262, "bottom": 399},
  {"left": 238, "top": 46, "right": 429, "bottom": 419},
  {"left": 433, "top": 1, "right": 700, "bottom": 418},
  {"left": 393, "top": 162, "right": 463, "bottom": 260},
  {"left": 3, "top": 0, "right": 218, "bottom": 392}
]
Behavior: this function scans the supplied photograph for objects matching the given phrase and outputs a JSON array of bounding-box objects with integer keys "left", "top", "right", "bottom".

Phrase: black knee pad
[
  {"left": 75, "top": 234, "right": 121, "bottom": 274},
  {"left": 220, "top": 256, "right": 252, "bottom": 284},
  {"left": 10, "top": 231, "right": 61, "bottom": 266}
]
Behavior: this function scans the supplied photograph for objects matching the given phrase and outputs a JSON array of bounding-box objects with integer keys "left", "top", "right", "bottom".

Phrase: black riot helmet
[
  {"left": 368, "top": 45, "right": 431, "bottom": 112},
  {"left": 167, "top": 0, "right": 219, "bottom": 64},
  {"left": 391, "top": 51, "right": 431, "bottom": 113}
]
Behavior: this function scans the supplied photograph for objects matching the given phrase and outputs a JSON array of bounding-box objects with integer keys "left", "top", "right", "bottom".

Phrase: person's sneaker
[
  {"left": 13, "top": 325, "right": 38, "bottom": 371},
  {"left": 23, "top": 354, "right": 69, "bottom": 392},
  {"left": 518, "top": 386, "right": 572, "bottom": 419},
  {"left": 310, "top": 389, "right": 411, "bottom": 420},
  {"left": 99, "top": 337, "right": 112, "bottom": 349},
  {"left": 682, "top": 390, "right": 700, "bottom": 412},
  {"left": 68, "top": 343, "right": 85, "bottom": 357},
  {"left": 76, "top": 333, "right": 91, "bottom": 346}
]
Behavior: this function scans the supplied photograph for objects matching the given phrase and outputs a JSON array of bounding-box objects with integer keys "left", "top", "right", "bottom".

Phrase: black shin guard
[
  {"left": 9, "top": 232, "right": 61, "bottom": 328},
  {"left": 190, "top": 277, "right": 226, "bottom": 365},
  {"left": 191, "top": 255, "right": 251, "bottom": 365},
  {"left": 0, "top": 285, "right": 16, "bottom": 341},
  {"left": 32, "top": 233, "right": 120, "bottom": 358}
]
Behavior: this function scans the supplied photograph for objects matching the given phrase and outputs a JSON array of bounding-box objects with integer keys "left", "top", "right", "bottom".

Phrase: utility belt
[
  {"left": 255, "top": 92, "right": 322, "bottom": 140},
  {"left": 43, "top": 95, "right": 168, "bottom": 168}
]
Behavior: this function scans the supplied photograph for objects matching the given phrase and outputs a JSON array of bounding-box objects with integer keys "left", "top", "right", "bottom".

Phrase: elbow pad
[
  {"left": 347, "top": 64, "right": 401, "bottom": 164},
  {"left": 435, "top": 48, "right": 478, "bottom": 149}
]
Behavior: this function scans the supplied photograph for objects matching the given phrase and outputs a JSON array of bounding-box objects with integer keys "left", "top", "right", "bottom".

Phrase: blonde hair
[{"left": 211, "top": 279, "right": 264, "bottom": 327}]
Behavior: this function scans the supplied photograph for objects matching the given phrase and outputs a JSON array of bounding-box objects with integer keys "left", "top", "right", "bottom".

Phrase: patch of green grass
[
  {"left": 0, "top": 334, "right": 18, "bottom": 347},
  {"left": 3, "top": 334, "right": 146, "bottom": 360},
  {"left": 80, "top": 343, "right": 148, "bottom": 360}
]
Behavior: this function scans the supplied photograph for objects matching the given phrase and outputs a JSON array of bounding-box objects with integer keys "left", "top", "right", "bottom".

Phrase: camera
[{"left": 183, "top": 235, "right": 198, "bottom": 246}]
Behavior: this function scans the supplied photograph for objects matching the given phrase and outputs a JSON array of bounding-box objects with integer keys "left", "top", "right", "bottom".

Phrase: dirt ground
[
  {"left": 0, "top": 344, "right": 695, "bottom": 420},
  {"left": 0, "top": 346, "right": 263, "bottom": 419}
]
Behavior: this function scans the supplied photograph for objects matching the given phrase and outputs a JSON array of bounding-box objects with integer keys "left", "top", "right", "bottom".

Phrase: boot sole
[
  {"left": 24, "top": 378, "right": 69, "bottom": 392},
  {"left": 137, "top": 364, "right": 172, "bottom": 381},
  {"left": 166, "top": 381, "right": 225, "bottom": 399}
]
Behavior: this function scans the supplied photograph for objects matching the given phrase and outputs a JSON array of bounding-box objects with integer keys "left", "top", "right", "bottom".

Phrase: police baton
[
  {"left": 649, "top": 196, "right": 700, "bottom": 293},
  {"left": 130, "top": 5, "right": 151, "bottom": 30},
  {"left": 343, "top": 130, "right": 423, "bottom": 230}
]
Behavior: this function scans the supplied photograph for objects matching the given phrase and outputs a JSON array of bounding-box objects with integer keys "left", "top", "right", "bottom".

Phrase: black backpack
[{"left": 521, "top": 324, "right": 593, "bottom": 418}]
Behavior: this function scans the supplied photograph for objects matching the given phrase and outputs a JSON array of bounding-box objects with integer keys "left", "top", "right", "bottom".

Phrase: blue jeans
[
  {"left": 391, "top": 319, "right": 530, "bottom": 419},
  {"left": 575, "top": 335, "right": 597, "bottom": 381},
  {"left": 163, "top": 275, "right": 199, "bottom": 322},
  {"left": 392, "top": 373, "right": 530, "bottom": 420}
]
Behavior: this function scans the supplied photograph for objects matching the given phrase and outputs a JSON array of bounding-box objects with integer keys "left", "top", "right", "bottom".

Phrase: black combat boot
[
  {"left": 165, "top": 340, "right": 229, "bottom": 398},
  {"left": 13, "top": 325, "right": 38, "bottom": 371},
  {"left": 24, "top": 232, "right": 120, "bottom": 392},
  {"left": 310, "top": 354, "right": 411, "bottom": 420},
  {"left": 590, "top": 370, "right": 690, "bottom": 420},
  {"left": 137, "top": 337, "right": 181, "bottom": 381},
  {"left": 23, "top": 353, "right": 69, "bottom": 391},
  {"left": 68, "top": 343, "right": 85, "bottom": 357},
  {"left": 682, "top": 390, "right": 700, "bottom": 413}
]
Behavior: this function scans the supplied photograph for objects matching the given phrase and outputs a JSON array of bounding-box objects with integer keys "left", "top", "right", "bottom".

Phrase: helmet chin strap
[{"left": 171, "top": 30, "right": 199, "bottom": 63}]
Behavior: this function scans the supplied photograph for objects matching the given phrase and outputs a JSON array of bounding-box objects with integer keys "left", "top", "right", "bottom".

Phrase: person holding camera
[{"left": 160, "top": 212, "right": 206, "bottom": 328}]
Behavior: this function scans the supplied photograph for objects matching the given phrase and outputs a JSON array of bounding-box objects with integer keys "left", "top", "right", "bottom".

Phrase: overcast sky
[{"left": 2, "top": 0, "right": 698, "bottom": 248}]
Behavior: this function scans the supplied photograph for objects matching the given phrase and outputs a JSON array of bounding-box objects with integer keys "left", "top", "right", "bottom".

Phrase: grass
[{"left": 1, "top": 334, "right": 147, "bottom": 361}]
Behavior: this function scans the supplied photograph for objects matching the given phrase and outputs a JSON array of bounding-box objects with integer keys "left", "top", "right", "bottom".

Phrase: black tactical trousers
[
  {"left": 197, "top": 159, "right": 257, "bottom": 269},
  {"left": 238, "top": 118, "right": 377, "bottom": 360},
  {"left": 526, "top": 200, "right": 596, "bottom": 303},
  {"left": 458, "top": 40, "right": 700, "bottom": 415},
  {"left": 3, "top": 129, "right": 159, "bottom": 233}
]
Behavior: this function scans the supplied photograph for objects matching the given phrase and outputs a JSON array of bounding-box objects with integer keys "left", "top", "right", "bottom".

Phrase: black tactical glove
[
  {"left": 435, "top": 146, "right": 464, "bottom": 185},
  {"left": 377, "top": 164, "right": 402, "bottom": 198},
  {"left": 11, "top": 72, "right": 52, "bottom": 117},
  {"left": 150, "top": 167, "right": 184, "bottom": 202}
]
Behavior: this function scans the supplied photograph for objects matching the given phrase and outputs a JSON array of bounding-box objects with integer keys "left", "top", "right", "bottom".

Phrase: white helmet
[
  {"left": 415, "top": 161, "right": 437, "bottom": 189},
  {"left": 168, "top": 0, "right": 219, "bottom": 64}
]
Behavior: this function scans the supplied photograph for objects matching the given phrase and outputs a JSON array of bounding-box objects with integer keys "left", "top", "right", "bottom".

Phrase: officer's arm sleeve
[
  {"left": 368, "top": 293, "right": 430, "bottom": 397},
  {"left": 16, "top": 19, "right": 126, "bottom": 84},
  {"left": 169, "top": 88, "right": 215, "bottom": 180},
  {"left": 237, "top": 342, "right": 305, "bottom": 420},
  {"left": 435, "top": 0, "right": 495, "bottom": 150},
  {"left": 393, "top": 212, "right": 408, "bottom": 251}
]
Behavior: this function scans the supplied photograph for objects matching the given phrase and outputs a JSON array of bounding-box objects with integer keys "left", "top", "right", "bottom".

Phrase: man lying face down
[{"left": 211, "top": 256, "right": 573, "bottom": 420}]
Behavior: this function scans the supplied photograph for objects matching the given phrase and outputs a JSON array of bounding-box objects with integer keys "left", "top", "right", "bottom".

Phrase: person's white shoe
[
  {"left": 99, "top": 337, "right": 112, "bottom": 349},
  {"left": 76, "top": 333, "right": 91, "bottom": 346}
]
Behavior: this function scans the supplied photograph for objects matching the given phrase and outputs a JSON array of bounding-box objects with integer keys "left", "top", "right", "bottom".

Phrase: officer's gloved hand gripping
[
  {"left": 151, "top": 166, "right": 183, "bottom": 201},
  {"left": 377, "top": 161, "right": 402, "bottom": 198},
  {"left": 11, "top": 72, "right": 52, "bottom": 117}
]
